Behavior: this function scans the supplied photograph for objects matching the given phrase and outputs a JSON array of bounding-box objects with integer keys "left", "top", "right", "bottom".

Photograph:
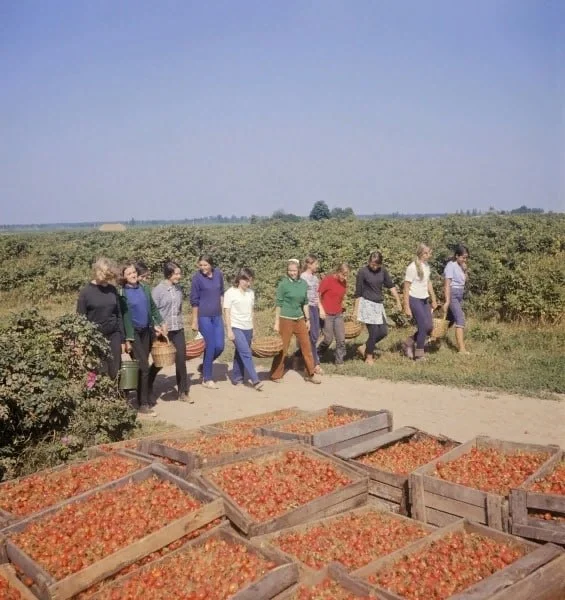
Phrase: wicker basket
[
  {"left": 151, "top": 335, "right": 176, "bottom": 367},
  {"left": 431, "top": 316, "right": 449, "bottom": 339},
  {"left": 344, "top": 318, "right": 363, "bottom": 340},
  {"left": 251, "top": 336, "right": 283, "bottom": 358},
  {"left": 186, "top": 338, "right": 206, "bottom": 359}
]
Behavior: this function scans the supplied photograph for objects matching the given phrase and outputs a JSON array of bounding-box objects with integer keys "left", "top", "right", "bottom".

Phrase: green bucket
[{"left": 119, "top": 359, "right": 139, "bottom": 390}]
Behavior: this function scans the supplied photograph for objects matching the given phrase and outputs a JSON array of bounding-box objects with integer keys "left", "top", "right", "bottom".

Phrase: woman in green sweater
[{"left": 270, "top": 259, "right": 322, "bottom": 384}]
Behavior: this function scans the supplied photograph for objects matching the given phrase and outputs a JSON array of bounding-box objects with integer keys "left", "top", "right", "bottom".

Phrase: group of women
[{"left": 77, "top": 243, "right": 470, "bottom": 414}]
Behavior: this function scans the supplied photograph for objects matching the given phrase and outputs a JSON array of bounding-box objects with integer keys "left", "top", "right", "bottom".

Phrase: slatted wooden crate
[
  {"left": 203, "top": 407, "right": 311, "bottom": 434},
  {"left": 0, "top": 563, "right": 38, "bottom": 599},
  {"left": 510, "top": 449, "right": 565, "bottom": 545},
  {"left": 198, "top": 443, "right": 369, "bottom": 537},
  {"left": 334, "top": 426, "right": 459, "bottom": 515},
  {"left": 272, "top": 562, "right": 378, "bottom": 599},
  {"left": 252, "top": 498, "right": 434, "bottom": 578},
  {"left": 85, "top": 426, "right": 186, "bottom": 458},
  {"left": 0, "top": 464, "right": 225, "bottom": 600},
  {"left": 409, "top": 436, "right": 560, "bottom": 531},
  {"left": 87, "top": 523, "right": 299, "bottom": 600},
  {"left": 256, "top": 405, "right": 393, "bottom": 452},
  {"left": 0, "top": 452, "right": 151, "bottom": 529},
  {"left": 352, "top": 519, "right": 564, "bottom": 600}
]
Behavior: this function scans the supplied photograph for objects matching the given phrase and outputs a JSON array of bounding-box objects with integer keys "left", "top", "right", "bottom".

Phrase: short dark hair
[
  {"left": 368, "top": 251, "right": 383, "bottom": 265},
  {"left": 453, "top": 243, "right": 469, "bottom": 259},
  {"left": 163, "top": 260, "right": 181, "bottom": 279},
  {"left": 234, "top": 267, "right": 255, "bottom": 286},
  {"left": 198, "top": 254, "right": 215, "bottom": 268},
  {"left": 135, "top": 260, "right": 149, "bottom": 276}
]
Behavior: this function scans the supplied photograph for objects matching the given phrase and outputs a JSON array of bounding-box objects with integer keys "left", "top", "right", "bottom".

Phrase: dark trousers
[
  {"left": 318, "top": 314, "right": 346, "bottom": 364},
  {"left": 149, "top": 328, "right": 189, "bottom": 396},
  {"left": 103, "top": 330, "right": 122, "bottom": 380},
  {"left": 365, "top": 323, "right": 388, "bottom": 356},
  {"left": 130, "top": 327, "right": 151, "bottom": 408},
  {"left": 410, "top": 296, "right": 433, "bottom": 349}
]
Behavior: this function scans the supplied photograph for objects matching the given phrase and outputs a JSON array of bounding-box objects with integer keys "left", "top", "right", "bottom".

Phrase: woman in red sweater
[{"left": 317, "top": 262, "right": 350, "bottom": 366}]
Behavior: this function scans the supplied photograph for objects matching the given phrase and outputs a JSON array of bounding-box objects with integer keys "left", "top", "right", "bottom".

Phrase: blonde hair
[
  {"left": 415, "top": 244, "right": 430, "bottom": 280},
  {"left": 92, "top": 258, "right": 117, "bottom": 284}
]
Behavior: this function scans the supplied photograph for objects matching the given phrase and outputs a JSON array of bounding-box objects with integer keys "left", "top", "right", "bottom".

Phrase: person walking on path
[
  {"left": 223, "top": 268, "right": 264, "bottom": 391},
  {"left": 118, "top": 262, "right": 166, "bottom": 416},
  {"left": 317, "top": 262, "right": 350, "bottom": 367},
  {"left": 270, "top": 259, "right": 322, "bottom": 384},
  {"left": 149, "top": 261, "right": 191, "bottom": 402},
  {"left": 354, "top": 252, "right": 402, "bottom": 365},
  {"left": 190, "top": 254, "right": 225, "bottom": 389},
  {"left": 77, "top": 258, "right": 127, "bottom": 380},
  {"left": 402, "top": 244, "right": 438, "bottom": 361},
  {"left": 443, "top": 244, "right": 470, "bottom": 354}
]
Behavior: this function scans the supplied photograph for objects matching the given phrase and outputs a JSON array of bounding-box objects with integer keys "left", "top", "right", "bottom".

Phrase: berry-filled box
[
  {"left": 0, "top": 464, "right": 225, "bottom": 600},
  {"left": 252, "top": 498, "right": 434, "bottom": 578},
  {"left": 510, "top": 449, "right": 565, "bottom": 544},
  {"left": 409, "top": 436, "right": 560, "bottom": 531},
  {"left": 204, "top": 407, "right": 311, "bottom": 434},
  {"left": 86, "top": 523, "right": 299, "bottom": 600},
  {"left": 351, "top": 519, "right": 564, "bottom": 600},
  {"left": 0, "top": 452, "right": 151, "bottom": 528},
  {"left": 334, "top": 426, "right": 459, "bottom": 515},
  {"left": 272, "top": 562, "right": 379, "bottom": 600},
  {"left": 0, "top": 563, "right": 38, "bottom": 600},
  {"left": 256, "top": 405, "right": 393, "bottom": 452},
  {"left": 85, "top": 427, "right": 186, "bottom": 458},
  {"left": 198, "top": 444, "right": 369, "bottom": 537}
]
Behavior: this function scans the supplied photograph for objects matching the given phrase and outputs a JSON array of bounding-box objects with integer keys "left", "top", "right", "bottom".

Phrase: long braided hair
[{"left": 415, "top": 243, "right": 430, "bottom": 280}]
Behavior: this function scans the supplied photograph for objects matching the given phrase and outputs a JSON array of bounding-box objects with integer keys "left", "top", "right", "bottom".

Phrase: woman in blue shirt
[
  {"left": 443, "top": 244, "right": 470, "bottom": 354},
  {"left": 190, "top": 254, "right": 225, "bottom": 389}
]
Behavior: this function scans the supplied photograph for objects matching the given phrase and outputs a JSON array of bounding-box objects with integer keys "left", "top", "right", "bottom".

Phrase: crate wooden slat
[
  {"left": 333, "top": 426, "right": 459, "bottom": 515},
  {"left": 510, "top": 450, "right": 565, "bottom": 544},
  {"left": 87, "top": 523, "right": 299, "bottom": 600},
  {"left": 204, "top": 407, "right": 311, "bottom": 433},
  {"left": 0, "top": 464, "right": 225, "bottom": 600},
  {"left": 256, "top": 405, "right": 393, "bottom": 449},
  {"left": 0, "top": 452, "right": 151, "bottom": 529},
  {"left": 199, "top": 443, "right": 369, "bottom": 537},
  {"left": 252, "top": 497, "right": 435, "bottom": 578},
  {"left": 0, "top": 563, "right": 39, "bottom": 599},
  {"left": 352, "top": 519, "right": 563, "bottom": 600},
  {"left": 409, "top": 436, "right": 560, "bottom": 532}
]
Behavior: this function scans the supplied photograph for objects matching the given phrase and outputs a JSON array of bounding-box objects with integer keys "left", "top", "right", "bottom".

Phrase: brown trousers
[{"left": 270, "top": 318, "right": 316, "bottom": 380}]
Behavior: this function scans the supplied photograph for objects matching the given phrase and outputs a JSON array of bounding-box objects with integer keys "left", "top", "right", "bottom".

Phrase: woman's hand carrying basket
[
  {"left": 344, "top": 316, "right": 363, "bottom": 340},
  {"left": 431, "top": 310, "right": 449, "bottom": 340},
  {"left": 151, "top": 335, "right": 176, "bottom": 367},
  {"left": 251, "top": 336, "right": 283, "bottom": 358}
]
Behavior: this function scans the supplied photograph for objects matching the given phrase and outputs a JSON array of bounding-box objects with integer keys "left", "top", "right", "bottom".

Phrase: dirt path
[{"left": 150, "top": 359, "right": 565, "bottom": 447}]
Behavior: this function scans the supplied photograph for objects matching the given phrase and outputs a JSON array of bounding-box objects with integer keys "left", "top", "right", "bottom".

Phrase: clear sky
[{"left": 1, "top": 0, "right": 564, "bottom": 224}]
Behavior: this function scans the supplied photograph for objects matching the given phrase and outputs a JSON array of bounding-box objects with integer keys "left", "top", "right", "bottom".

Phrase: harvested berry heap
[
  {"left": 277, "top": 409, "right": 365, "bottom": 434},
  {"left": 9, "top": 477, "right": 201, "bottom": 580},
  {"left": 530, "top": 460, "right": 565, "bottom": 495},
  {"left": 356, "top": 436, "right": 457, "bottom": 475},
  {"left": 367, "top": 531, "right": 526, "bottom": 600},
  {"left": 218, "top": 408, "right": 302, "bottom": 433},
  {"left": 0, "top": 454, "right": 141, "bottom": 517},
  {"left": 292, "top": 578, "right": 375, "bottom": 600},
  {"left": 0, "top": 570, "right": 25, "bottom": 600},
  {"left": 209, "top": 449, "right": 351, "bottom": 522},
  {"left": 163, "top": 431, "right": 278, "bottom": 457},
  {"left": 94, "top": 536, "right": 277, "bottom": 600},
  {"left": 434, "top": 447, "right": 549, "bottom": 495},
  {"left": 274, "top": 511, "right": 429, "bottom": 570}
]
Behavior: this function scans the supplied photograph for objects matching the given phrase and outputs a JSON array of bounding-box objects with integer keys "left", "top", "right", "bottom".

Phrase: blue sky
[{"left": 1, "top": 0, "right": 564, "bottom": 224}]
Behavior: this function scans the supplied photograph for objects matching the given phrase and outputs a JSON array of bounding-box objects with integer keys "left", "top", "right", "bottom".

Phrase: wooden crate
[
  {"left": 0, "top": 464, "right": 225, "bottom": 600},
  {"left": 0, "top": 563, "right": 38, "bottom": 599},
  {"left": 334, "top": 426, "right": 459, "bottom": 515},
  {"left": 252, "top": 498, "right": 435, "bottom": 578},
  {"left": 409, "top": 436, "right": 560, "bottom": 531},
  {"left": 0, "top": 451, "right": 151, "bottom": 529},
  {"left": 256, "top": 405, "right": 393, "bottom": 451},
  {"left": 199, "top": 443, "right": 369, "bottom": 537},
  {"left": 273, "top": 562, "right": 378, "bottom": 599},
  {"left": 85, "top": 426, "right": 186, "bottom": 458},
  {"left": 204, "top": 407, "right": 311, "bottom": 434},
  {"left": 352, "top": 519, "right": 564, "bottom": 600},
  {"left": 510, "top": 450, "right": 565, "bottom": 545},
  {"left": 87, "top": 523, "right": 299, "bottom": 600}
]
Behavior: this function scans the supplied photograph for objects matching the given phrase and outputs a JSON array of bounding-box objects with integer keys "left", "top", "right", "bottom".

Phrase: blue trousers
[
  {"left": 198, "top": 315, "right": 225, "bottom": 381},
  {"left": 409, "top": 296, "right": 433, "bottom": 350},
  {"left": 232, "top": 328, "right": 260, "bottom": 385}
]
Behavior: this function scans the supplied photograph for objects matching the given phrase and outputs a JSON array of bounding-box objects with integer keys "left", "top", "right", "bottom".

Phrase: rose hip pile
[
  {"left": 208, "top": 450, "right": 351, "bottom": 521},
  {"left": 95, "top": 536, "right": 277, "bottom": 600},
  {"left": 277, "top": 409, "right": 365, "bottom": 435},
  {"left": 434, "top": 447, "right": 549, "bottom": 495},
  {"left": 292, "top": 578, "right": 375, "bottom": 600},
  {"left": 217, "top": 408, "right": 302, "bottom": 433},
  {"left": 530, "top": 460, "right": 565, "bottom": 495},
  {"left": 274, "top": 511, "right": 429, "bottom": 570},
  {"left": 356, "top": 436, "right": 457, "bottom": 475},
  {"left": 9, "top": 476, "right": 202, "bottom": 580},
  {"left": 0, "top": 454, "right": 141, "bottom": 517},
  {"left": 368, "top": 531, "right": 526, "bottom": 599},
  {"left": 163, "top": 431, "right": 278, "bottom": 457},
  {"left": 0, "top": 570, "right": 25, "bottom": 600}
]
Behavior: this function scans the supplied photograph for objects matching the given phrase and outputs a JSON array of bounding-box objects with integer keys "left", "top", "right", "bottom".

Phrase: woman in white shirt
[
  {"left": 402, "top": 244, "right": 438, "bottom": 361},
  {"left": 223, "top": 268, "right": 264, "bottom": 391},
  {"left": 443, "top": 244, "right": 470, "bottom": 354}
]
